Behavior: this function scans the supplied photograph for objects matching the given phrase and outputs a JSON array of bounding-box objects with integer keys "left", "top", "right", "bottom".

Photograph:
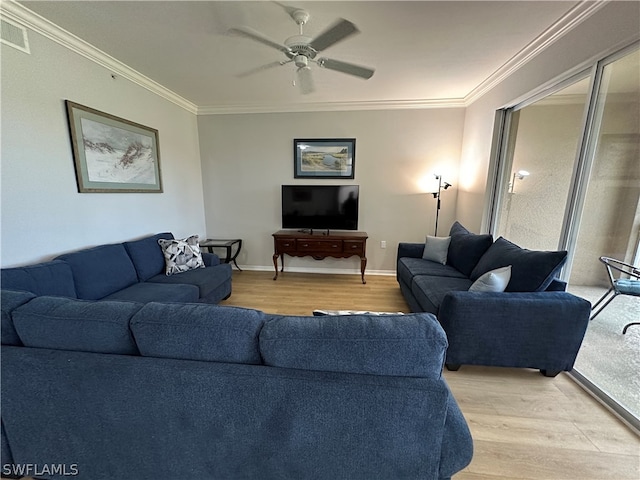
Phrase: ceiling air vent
[{"left": 1, "top": 18, "right": 30, "bottom": 54}]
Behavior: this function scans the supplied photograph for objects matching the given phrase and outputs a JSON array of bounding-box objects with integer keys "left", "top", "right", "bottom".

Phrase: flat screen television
[{"left": 281, "top": 185, "right": 359, "bottom": 232}]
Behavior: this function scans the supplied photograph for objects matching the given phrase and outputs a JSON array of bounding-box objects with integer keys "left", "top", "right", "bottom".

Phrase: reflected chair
[{"left": 589, "top": 256, "right": 640, "bottom": 334}]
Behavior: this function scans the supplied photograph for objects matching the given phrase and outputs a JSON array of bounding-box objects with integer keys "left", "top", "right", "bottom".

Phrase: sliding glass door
[
  {"left": 567, "top": 47, "right": 640, "bottom": 424},
  {"left": 494, "top": 77, "right": 591, "bottom": 250},
  {"left": 488, "top": 43, "right": 640, "bottom": 427}
]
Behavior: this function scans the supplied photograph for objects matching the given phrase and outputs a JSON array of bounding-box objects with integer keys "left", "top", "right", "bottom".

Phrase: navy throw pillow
[
  {"left": 470, "top": 237, "right": 567, "bottom": 292},
  {"left": 446, "top": 221, "right": 493, "bottom": 277}
]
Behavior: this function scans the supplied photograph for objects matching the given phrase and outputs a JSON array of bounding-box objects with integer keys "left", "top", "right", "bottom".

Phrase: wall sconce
[
  {"left": 508, "top": 170, "right": 530, "bottom": 193},
  {"left": 432, "top": 174, "right": 452, "bottom": 236}
]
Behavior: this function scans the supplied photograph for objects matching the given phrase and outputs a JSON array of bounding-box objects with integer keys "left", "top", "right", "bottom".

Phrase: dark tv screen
[{"left": 281, "top": 185, "right": 359, "bottom": 231}]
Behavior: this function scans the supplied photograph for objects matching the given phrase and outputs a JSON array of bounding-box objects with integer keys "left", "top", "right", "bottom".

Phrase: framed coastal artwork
[
  {"left": 293, "top": 138, "right": 356, "bottom": 179},
  {"left": 65, "top": 100, "right": 162, "bottom": 193}
]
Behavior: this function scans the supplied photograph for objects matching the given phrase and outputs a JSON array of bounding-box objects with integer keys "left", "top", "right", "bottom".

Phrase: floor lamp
[{"left": 432, "top": 175, "right": 452, "bottom": 236}]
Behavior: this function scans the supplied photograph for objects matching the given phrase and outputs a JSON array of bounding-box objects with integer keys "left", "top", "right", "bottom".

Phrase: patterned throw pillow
[{"left": 157, "top": 235, "right": 205, "bottom": 276}]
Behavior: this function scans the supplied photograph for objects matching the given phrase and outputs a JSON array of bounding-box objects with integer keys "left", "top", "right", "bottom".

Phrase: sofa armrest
[
  {"left": 398, "top": 242, "right": 425, "bottom": 259},
  {"left": 440, "top": 291, "right": 591, "bottom": 327},
  {"left": 202, "top": 252, "right": 220, "bottom": 267},
  {"left": 439, "top": 291, "right": 591, "bottom": 371}
]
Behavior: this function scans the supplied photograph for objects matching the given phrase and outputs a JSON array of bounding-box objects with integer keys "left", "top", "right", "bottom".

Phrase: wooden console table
[{"left": 272, "top": 230, "right": 368, "bottom": 284}]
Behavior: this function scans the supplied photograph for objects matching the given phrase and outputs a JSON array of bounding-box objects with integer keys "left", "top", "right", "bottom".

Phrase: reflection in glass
[{"left": 496, "top": 77, "right": 591, "bottom": 250}]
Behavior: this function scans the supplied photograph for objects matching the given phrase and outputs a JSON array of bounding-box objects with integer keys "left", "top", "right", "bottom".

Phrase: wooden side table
[{"left": 200, "top": 239, "right": 243, "bottom": 270}]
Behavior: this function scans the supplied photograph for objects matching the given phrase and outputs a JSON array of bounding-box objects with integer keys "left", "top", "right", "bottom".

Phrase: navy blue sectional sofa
[
  {"left": 397, "top": 222, "right": 591, "bottom": 377},
  {"left": 1, "top": 291, "right": 473, "bottom": 479},
  {"left": 0, "top": 233, "right": 232, "bottom": 304}
]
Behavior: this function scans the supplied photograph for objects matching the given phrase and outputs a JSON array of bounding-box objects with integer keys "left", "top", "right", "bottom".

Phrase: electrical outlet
[{"left": 380, "top": 240, "right": 387, "bottom": 249}]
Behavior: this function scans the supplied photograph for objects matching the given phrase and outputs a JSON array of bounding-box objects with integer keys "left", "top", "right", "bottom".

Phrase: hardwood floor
[{"left": 222, "top": 270, "right": 640, "bottom": 480}]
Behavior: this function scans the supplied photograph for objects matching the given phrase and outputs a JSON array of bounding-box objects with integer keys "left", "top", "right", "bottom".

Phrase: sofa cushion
[
  {"left": 469, "top": 266, "right": 512, "bottom": 293},
  {"left": 124, "top": 232, "right": 174, "bottom": 281},
  {"left": 147, "top": 264, "right": 231, "bottom": 300},
  {"left": 422, "top": 236, "right": 451, "bottom": 265},
  {"left": 470, "top": 237, "right": 567, "bottom": 292},
  {"left": 1, "top": 290, "right": 36, "bottom": 345},
  {"left": 157, "top": 235, "right": 205, "bottom": 276},
  {"left": 103, "top": 282, "right": 200, "bottom": 303},
  {"left": 260, "top": 313, "right": 447, "bottom": 378},
  {"left": 447, "top": 222, "right": 494, "bottom": 277},
  {"left": 397, "top": 257, "right": 467, "bottom": 287},
  {"left": 131, "top": 303, "right": 264, "bottom": 364},
  {"left": 56, "top": 244, "right": 139, "bottom": 300},
  {"left": 411, "top": 275, "right": 474, "bottom": 314},
  {"left": 12, "top": 296, "right": 141, "bottom": 354},
  {"left": 0, "top": 260, "right": 77, "bottom": 298},
  {"left": 616, "top": 279, "right": 640, "bottom": 295}
]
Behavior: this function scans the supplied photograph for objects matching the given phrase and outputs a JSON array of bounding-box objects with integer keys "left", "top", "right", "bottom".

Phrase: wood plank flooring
[{"left": 222, "top": 270, "right": 640, "bottom": 480}]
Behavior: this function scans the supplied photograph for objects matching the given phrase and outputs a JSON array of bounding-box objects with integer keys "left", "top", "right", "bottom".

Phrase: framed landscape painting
[
  {"left": 294, "top": 138, "right": 356, "bottom": 179},
  {"left": 66, "top": 101, "right": 162, "bottom": 193}
]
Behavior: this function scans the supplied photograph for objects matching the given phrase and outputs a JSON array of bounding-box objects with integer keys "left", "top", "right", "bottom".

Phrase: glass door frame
[{"left": 561, "top": 43, "right": 640, "bottom": 278}]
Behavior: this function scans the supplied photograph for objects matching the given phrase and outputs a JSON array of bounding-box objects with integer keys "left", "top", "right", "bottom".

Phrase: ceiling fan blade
[
  {"left": 272, "top": 1, "right": 299, "bottom": 17},
  {"left": 317, "top": 58, "right": 375, "bottom": 79},
  {"left": 296, "top": 66, "right": 315, "bottom": 94},
  {"left": 309, "top": 19, "right": 359, "bottom": 52},
  {"left": 227, "top": 26, "right": 291, "bottom": 54},
  {"left": 236, "top": 60, "right": 292, "bottom": 78}
]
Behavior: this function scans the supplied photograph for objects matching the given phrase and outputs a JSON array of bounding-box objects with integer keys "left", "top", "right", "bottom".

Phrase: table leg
[
  {"left": 272, "top": 254, "right": 279, "bottom": 280},
  {"left": 223, "top": 246, "right": 232, "bottom": 264},
  {"left": 360, "top": 256, "right": 367, "bottom": 284},
  {"left": 230, "top": 240, "right": 243, "bottom": 271}
]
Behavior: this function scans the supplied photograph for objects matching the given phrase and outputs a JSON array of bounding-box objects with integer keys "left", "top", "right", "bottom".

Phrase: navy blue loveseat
[
  {"left": 0, "top": 233, "right": 231, "bottom": 304},
  {"left": 1, "top": 291, "right": 473, "bottom": 479},
  {"left": 397, "top": 222, "right": 591, "bottom": 377}
]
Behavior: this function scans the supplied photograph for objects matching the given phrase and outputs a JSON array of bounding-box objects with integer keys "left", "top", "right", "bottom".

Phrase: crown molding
[
  {"left": 1, "top": 0, "right": 198, "bottom": 114},
  {"left": 3, "top": 0, "right": 609, "bottom": 116},
  {"left": 197, "top": 97, "right": 467, "bottom": 115},
  {"left": 464, "top": 0, "right": 609, "bottom": 106}
]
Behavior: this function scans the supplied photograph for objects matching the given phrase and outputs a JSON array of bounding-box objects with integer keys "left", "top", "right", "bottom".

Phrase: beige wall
[
  {"left": 198, "top": 109, "right": 465, "bottom": 274},
  {"left": 1, "top": 28, "right": 207, "bottom": 267}
]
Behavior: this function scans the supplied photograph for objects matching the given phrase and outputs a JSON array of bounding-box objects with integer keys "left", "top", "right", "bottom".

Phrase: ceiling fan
[{"left": 228, "top": 7, "right": 375, "bottom": 94}]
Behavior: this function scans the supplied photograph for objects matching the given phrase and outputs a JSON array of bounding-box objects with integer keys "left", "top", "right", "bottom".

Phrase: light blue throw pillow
[
  {"left": 422, "top": 235, "right": 451, "bottom": 265},
  {"left": 469, "top": 265, "right": 511, "bottom": 292}
]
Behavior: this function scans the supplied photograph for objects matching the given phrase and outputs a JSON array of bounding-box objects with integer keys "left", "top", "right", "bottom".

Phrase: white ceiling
[{"left": 16, "top": 1, "right": 593, "bottom": 113}]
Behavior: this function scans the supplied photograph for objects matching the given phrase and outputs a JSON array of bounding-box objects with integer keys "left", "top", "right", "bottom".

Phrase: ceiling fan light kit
[{"left": 228, "top": 6, "right": 375, "bottom": 94}]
